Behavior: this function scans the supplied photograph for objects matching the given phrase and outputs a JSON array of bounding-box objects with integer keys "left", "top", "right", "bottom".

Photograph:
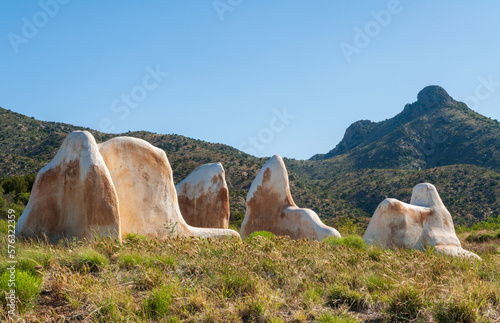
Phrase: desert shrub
[
  {"left": 1, "top": 176, "right": 28, "bottom": 195},
  {"left": 232, "top": 211, "right": 245, "bottom": 228}
]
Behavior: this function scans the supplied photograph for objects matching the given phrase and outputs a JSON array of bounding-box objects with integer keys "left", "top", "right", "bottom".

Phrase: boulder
[
  {"left": 363, "top": 183, "right": 480, "bottom": 259},
  {"left": 240, "top": 155, "right": 341, "bottom": 240},
  {"left": 98, "top": 137, "right": 239, "bottom": 239},
  {"left": 16, "top": 131, "right": 121, "bottom": 241},
  {"left": 176, "top": 163, "right": 230, "bottom": 229}
]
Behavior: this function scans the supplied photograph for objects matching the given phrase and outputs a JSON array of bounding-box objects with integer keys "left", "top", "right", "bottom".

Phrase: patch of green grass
[
  {"left": 118, "top": 252, "right": 141, "bottom": 269},
  {"left": 302, "top": 286, "right": 323, "bottom": 307},
  {"left": 143, "top": 285, "right": 176, "bottom": 320},
  {"left": 123, "top": 233, "right": 147, "bottom": 243},
  {"left": 433, "top": 298, "right": 481, "bottom": 323},
  {"left": 20, "top": 249, "right": 53, "bottom": 268},
  {"left": 364, "top": 274, "right": 391, "bottom": 292},
  {"left": 117, "top": 251, "right": 160, "bottom": 269},
  {"left": 367, "top": 247, "right": 383, "bottom": 261},
  {"left": 68, "top": 248, "right": 109, "bottom": 273},
  {"left": 239, "top": 298, "right": 266, "bottom": 322},
  {"left": 317, "top": 312, "right": 360, "bottom": 323},
  {"left": 386, "top": 285, "right": 426, "bottom": 321},
  {"left": 0, "top": 220, "right": 9, "bottom": 234},
  {"left": 326, "top": 284, "right": 369, "bottom": 312},
  {"left": 323, "top": 235, "right": 368, "bottom": 250},
  {"left": 94, "top": 297, "right": 122, "bottom": 322},
  {"left": 248, "top": 231, "right": 275, "bottom": 240},
  {"left": 219, "top": 270, "right": 257, "bottom": 298},
  {"left": 0, "top": 270, "right": 42, "bottom": 314}
]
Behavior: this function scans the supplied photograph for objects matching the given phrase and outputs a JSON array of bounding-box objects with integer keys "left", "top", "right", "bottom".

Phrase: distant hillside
[
  {"left": 2, "top": 93, "right": 500, "bottom": 228},
  {"left": 311, "top": 86, "right": 500, "bottom": 171},
  {"left": 0, "top": 107, "right": 359, "bottom": 221}
]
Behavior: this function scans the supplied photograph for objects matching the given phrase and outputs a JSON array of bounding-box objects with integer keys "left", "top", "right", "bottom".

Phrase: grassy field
[{"left": 0, "top": 226, "right": 499, "bottom": 322}]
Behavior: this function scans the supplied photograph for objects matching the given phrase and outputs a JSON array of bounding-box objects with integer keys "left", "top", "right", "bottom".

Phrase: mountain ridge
[{"left": 311, "top": 86, "right": 500, "bottom": 172}]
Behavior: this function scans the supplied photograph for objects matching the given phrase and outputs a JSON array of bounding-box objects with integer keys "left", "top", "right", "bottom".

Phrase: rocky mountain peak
[
  {"left": 416, "top": 85, "right": 454, "bottom": 109},
  {"left": 400, "top": 85, "right": 456, "bottom": 119}
]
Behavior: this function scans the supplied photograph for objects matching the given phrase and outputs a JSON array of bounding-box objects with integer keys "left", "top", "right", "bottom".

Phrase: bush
[
  {"left": 232, "top": 212, "right": 245, "bottom": 228},
  {"left": 458, "top": 215, "right": 500, "bottom": 233},
  {"left": 333, "top": 217, "right": 364, "bottom": 236},
  {"left": 14, "top": 192, "right": 30, "bottom": 205},
  {"left": 1, "top": 176, "right": 28, "bottom": 195},
  {"left": 466, "top": 232, "right": 498, "bottom": 243},
  {"left": 0, "top": 203, "right": 24, "bottom": 221}
]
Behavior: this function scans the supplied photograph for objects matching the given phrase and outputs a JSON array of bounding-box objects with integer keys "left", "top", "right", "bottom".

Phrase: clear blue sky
[{"left": 1, "top": 1, "right": 500, "bottom": 160}]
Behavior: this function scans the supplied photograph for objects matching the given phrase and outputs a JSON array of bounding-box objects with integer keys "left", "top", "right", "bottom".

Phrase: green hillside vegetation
[{"left": 2, "top": 100, "right": 500, "bottom": 228}]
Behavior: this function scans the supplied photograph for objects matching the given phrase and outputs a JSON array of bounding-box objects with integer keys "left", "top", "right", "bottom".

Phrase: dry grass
[{"left": 0, "top": 231, "right": 498, "bottom": 322}]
